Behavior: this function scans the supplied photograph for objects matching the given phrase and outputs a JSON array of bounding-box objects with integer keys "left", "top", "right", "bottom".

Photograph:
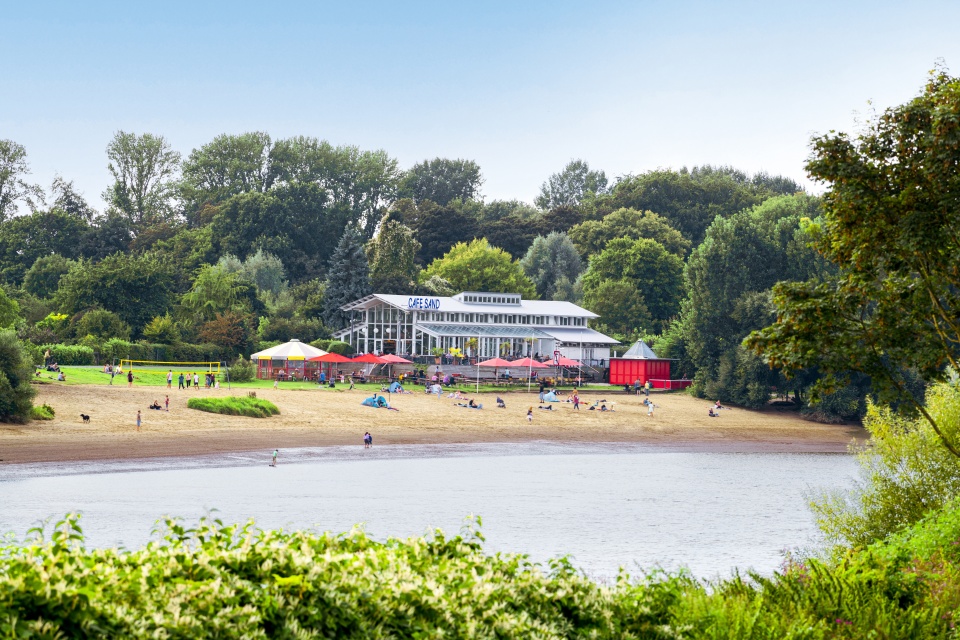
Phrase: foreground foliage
[
  {"left": 2, "top": 506, "right": 960, "bottom": 638},
  {"left": 186, "top": 396, "right": 279, "bottom": 418}
]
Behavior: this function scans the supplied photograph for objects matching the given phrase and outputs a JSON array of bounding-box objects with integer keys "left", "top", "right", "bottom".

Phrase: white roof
[
  {"left": 342, "top": 293, "right": 599, "bottom": 318},
  {"left": 540, "top": 327, "right": 620, "bottom": 345},
  {"left": 622, "top": 340, "right": 659, "bottom": 359}
]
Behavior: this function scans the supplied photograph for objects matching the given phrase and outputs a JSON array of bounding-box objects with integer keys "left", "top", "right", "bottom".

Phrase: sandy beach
[{"left": 0, "top": 383, "right": 867, "bottom": 464}]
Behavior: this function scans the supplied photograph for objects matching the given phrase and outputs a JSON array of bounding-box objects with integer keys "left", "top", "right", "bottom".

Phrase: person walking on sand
[
  {"left": 527, "top": 407, "right": 533, "bottom": 422},
  {"left": 165, "top": 395, "right": 170, "bottom": 412},
  {"left": 572, "top": 391, "right": 580, "bottom": 410},
  {"left": 110, "top": 368, "right": 115, "bottom": 385},
  {"left": 136, "top": 410, "right": 141, "bottom": 432},
  {"left": 178, "top": 372, "right": 185, "bottom": 389},
  {"left": 193, "top": 372, "right": 199, "bottom": 389},
  {"left": 647, "top": 401, "right": 656, "bottom": 416},
  {"left": 272, "top": 449, "right": 278, "bottom": 466},
  {"left": 167, "top": 370, "right": 173, "bottom": 389},
  {"left": 363, "top": 432, "right": 372, "bottom": 448},
  {"left": 274, "top": 377, "right": 279, "bottom": 390},
  {"left": 127, "top": 370, "right": 134, "bottom": 388}
]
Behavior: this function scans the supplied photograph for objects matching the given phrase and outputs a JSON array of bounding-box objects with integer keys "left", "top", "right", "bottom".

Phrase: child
[{"left": 527, "top": 407, "right": 533, "bottom": 422}]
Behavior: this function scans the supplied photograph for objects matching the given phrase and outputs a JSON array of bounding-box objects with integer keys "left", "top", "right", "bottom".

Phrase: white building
[{"left": 334, "top": 291, "right": 618, "bottom": 364}]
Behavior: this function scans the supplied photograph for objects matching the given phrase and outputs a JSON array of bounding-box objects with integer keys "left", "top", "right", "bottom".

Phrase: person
[
  {"left": 348, "top": 378, "right": 355, "bottom": 390},
  {"left": 319, "top": 371, "right": 326, "bottom": 385},
  {"left": 167, "top": 370, "right": 173, "bottom": 389},
  {"left": 708, "top": 407, "right": 718, "bottom": 417},
  {"left": 149, "top": 400, "right": 162, "bottom": 410},
  {"left": 127, "top": 370, "right": 134, "bottom": 388},
  {"left": 110, "top": 368, "right": 115, "bottom": 385},
  {"left": 647, "top": 401, "right": 656, "bottom": 416},
  {"left": 274, "top": 377, "right": 279, "bottom": 389},
  {"left": 538, "top": 388, "right": 545, "bottom": 403},
  {"left": 527, "top": 407, "right": 533, "bottom": 422},
  {"left": 186, "top": 373, "right": 192, "bottom": 389},
  {"left": 193, "top": 372, "right": 199, "bottom": 389},
  {"left": 272, "top": 449, "right": 278, "bottom": 466},
  {"left": 572, "top": 392, "right": 580, "bottom": 410},
  {"left": 715, "top": 400, "right": 725, "bottom": 410},
  {"left": 634, "top": 379, "right": 641, "bottom": 395},
  {"left": 165, "top": 395, "right": 170, "bottom": 412},
  {"left": 57, "top": 371, "right": 65, "bottom": 381},
  {"left": 363, "top": 432, "right": 373, "bottom": 448},
  {"left": 505, "top": 368, "right": 511, "bottom": 380},
  {"left": 496, "top": 396, "right": 506, "bottom": 408},
  {"left": 136, "top": 410, "right": 141, "bottom": 432},
  {"left": 468, "top": 399, "right": 478, "bottom": 408},
  {"left": 178, "top": 373, "right": 185, "bottom": 389},
  {"left": 644, "top": 381, "right": 651, "bottom": 396}
]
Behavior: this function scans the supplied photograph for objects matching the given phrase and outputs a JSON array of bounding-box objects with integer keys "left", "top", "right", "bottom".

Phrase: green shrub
[
  {"left": 0, "top": 331, "right": 37, "bottom": 423},
  {"left": 187, "top": 396, "right": 279, "bottom": 418},
  {"left": 226, "top": 356, "right": 255, "bottom": 383},
  {"left": 38, "top": 344, "right": 95, "bottom": 366},
  {"left": 325, "top": 340, "right": 354, "bottom": 355},
  {"left": 310, "top": 338, "right": 331, "bottom": 351},
  {"left": 30, "top": 403, "right": 55, "bottom": 420}
]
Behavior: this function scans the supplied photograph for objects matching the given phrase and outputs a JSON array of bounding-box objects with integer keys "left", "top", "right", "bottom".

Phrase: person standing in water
[{"left": 272, "top": 449, "right": 278, "bottom": 466}]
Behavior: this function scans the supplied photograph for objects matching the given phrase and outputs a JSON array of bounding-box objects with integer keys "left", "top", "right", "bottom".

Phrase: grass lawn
[
  {"left": 186, "top": 396, "right": 280, "bottom": 418},
  {"left": 42, "top": 366, "right": 611, "bottom": 395}
]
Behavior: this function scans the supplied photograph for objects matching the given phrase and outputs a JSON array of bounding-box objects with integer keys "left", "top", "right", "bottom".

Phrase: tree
[
  {"left": 683, "top": 194, "right": 826, "bottom": 406},
  {"left": 219, "top": 249, "right": 288, "bottom": 298},
  {"left": 50, "top": 175, "right": 96, "bottom": 221},
  {"left": 399, "top": 158, "right": 483, "bottom": 205},
  {"left": 597, "top": 166, "right": 799, "bottom": 246},
  {"left": 323, "top": 227, "right": 371, "bottom": 330},
  {"left": 420, "top": 239, "right": 536, "bottom": 298},
  {"left": 0, "top": 139, "right": 44, "bottom": 222},
  {"left": 142, "top": 313, "right": 182, "bottom": 344},
  {"left": 582, "top": 280, "right": 653, "bottom": 340},
  {"left": 366, "top": 213, "right": 421, "bottom": 293},
  {"left": 0, "top": 288, "right": 20, "bottom": 329},
  {"left": 79, "top": 213, "right": 133, "bottom": 261},
  {"left": 0, "top": 331, "right": 36, "bottom": 423},
  {"left": 24, "top": 254, "right": 77, "bottom": 299},
  {"left": 520, "top": 232, "right": 583, "bottom": 300},
  {"left": 55, "top": 253, "right": 174, "bottom": 336},
  {"left": 567, "top": 208, "right": 691, "bottom": 258},
  {"left": 747, "top": 70, "right": 960, "bottom": 456},
  {"left": 0, "top": 209, "right": 89, "bottom": 284},
  {"left": 181, "top": 265, "right": 250, "bottom": 322},
  {"left": 479, "top": 200, "right": 540, "bottom": 223},
  {"left": 198, "top": 310, "right": 255, "bottom": 354},
  {"left": 270, "top": 137, "right": 400, "bottom": 237},
  {"left": 181, "top": 132, "right": 274, "bottom": 221},
  {"left": 581, "top": 237, "right": 684, "bottom": 329},
  {"left": 103, "top": 131, "right": 181, "bottom": 230},
  {"left": 395, "top": 198, "right": 479, "bottom": 265},
  {"left": 535, "top": 160, "right": 608, "bottom": 210},
  {"left": 75, "top": 308, "right": 132, "bottom": 341}
]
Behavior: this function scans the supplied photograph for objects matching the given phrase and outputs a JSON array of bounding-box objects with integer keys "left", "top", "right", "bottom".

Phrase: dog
[{"left": 80, "top": 414, "right": 90, "bottom": 423}]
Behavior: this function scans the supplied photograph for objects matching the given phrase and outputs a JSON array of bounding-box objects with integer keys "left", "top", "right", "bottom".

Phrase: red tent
[
  {"left": 380, "top": 354, "right": 413, "bottom": 364},
  {"left": 511, "top": 357, "right": 549, "bottom": 369},
  {"left": 352, "top": 353, "right": 387, "bottom": 364}
]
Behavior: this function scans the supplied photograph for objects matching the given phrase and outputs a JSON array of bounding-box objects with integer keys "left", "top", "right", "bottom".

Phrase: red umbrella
[
  {"left": 352, "top": 353, "right": 387, "bottom": 364},
  {"left": 556, "top": 356, "right": 582, "bottom": 367},
  {"left": 310, "top": 353, "right": 353, "bottom": 363},
  {"left": 511, "top": 357, "right": 549, "bottom": 369},
  {"left": 380, "top": 354, "right": 413, "bottom": 364},
  {"left": 478, "top": 357, "right": 513, "bottom": 367}
]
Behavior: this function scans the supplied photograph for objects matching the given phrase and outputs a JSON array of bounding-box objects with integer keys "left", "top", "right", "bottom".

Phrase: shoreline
[{"left": 0, "top": 384, "right": 868, "bottom": 466}]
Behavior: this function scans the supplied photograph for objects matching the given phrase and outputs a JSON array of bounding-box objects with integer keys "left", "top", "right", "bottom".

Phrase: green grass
[
  {"left": 49, "top": 366, "right": 612, "bottom": 394},
  {"left": 29, "top": 403, "right": 55, "bottom": 420},
  {"left": 186, "top": 396, "right": 280, "bottom": 418}
]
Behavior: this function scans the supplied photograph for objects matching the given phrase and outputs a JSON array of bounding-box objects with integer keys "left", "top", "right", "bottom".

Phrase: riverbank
[{"left": 0, "top": 383, "right": 867, "bottom": 464}]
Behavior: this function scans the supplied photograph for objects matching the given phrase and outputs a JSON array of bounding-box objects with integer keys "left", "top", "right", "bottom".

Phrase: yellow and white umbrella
[{"left": 250, "top": 339, "right": 327, "bottom": 362}]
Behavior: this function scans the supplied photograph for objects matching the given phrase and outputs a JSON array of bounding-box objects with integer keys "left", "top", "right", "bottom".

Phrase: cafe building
[{"left": 334, "top": 291, "right": 619, "bottom": 365}]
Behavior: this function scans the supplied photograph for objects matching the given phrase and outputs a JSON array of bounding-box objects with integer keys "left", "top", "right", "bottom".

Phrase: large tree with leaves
[
  {"left": 323, "top": 227, "right": 371, "bottom": 330},
  {"left": 420, "top": 238, "right": 536, "bottom": 298},
  {"left": 367, "top": 212, "right": 421, "bottom": 293},
  {"left": 103, "top": 131, "right": 181, "bottom": 231},
  {"left": 180, "top": 131, "right": 274, "bottom": 221},
  {"left": 747, "top": 70, "right": 960, "bottom": 455},
  {"left": 399, "top": 158, "right": 483, "bottom": 206},
  {"left": 0, "top": 331, "right": 36, "bottom": 423},
  {"left": 567, "top": 208, "right": 691, "bottom": 258},
  {"left": 520, "top": 232, "right": 583, "bottom": 300},
  {"left": 0, "top": 140, "right": 44, "bottom": 222},
  {"left": 535, "top": 160, "right": 608, "bottom": 210}
]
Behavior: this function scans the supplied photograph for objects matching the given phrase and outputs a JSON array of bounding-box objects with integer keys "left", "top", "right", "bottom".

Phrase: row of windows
[
  {"left": 411, "top": 311, "right": 584, "bottom": 326},
  {"left": 461, "top": 294, "right": 520, "bottom": 305}
]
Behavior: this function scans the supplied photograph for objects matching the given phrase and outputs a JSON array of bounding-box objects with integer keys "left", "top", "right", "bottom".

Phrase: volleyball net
[{"left": 118, "top": 360, "right": 222, "bottom": 379}]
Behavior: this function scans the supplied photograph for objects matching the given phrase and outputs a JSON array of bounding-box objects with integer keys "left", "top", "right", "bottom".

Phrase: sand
[{"left": 0, "top": 383, "right": 867, "bottom": 465}]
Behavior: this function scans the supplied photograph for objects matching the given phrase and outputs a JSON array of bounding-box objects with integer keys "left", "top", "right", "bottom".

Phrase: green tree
[
  {"left": 142, "top": 313, "right": 181, "bottom": 344},
  {"left": 323, "top": 227, "right": 371, "bottom": 330},
  {"left": 50, "top": 175, "right": 96, "bottom": 221},
  {"left": 395, "top": 198, "right": 479, "bottom": 265},
  {"left": 181, "top": 265, "right": 250, "bottom": 322},
  {"left": 0, "top": 288, "right": 20, "bottom": 329},
  {"left": 520, "top": 232, "right": 583, "bottom": 300},
  {"left": 535, "top": 159, "right": 608, "bottom": 210},
  {"left": 597, "top": 166, "right": 799, "bottom": 246},
  {"left": 75, "top": 308, "right": 132, "bottom": 342},
  {"left": 478, "top": 200, "right": 540, "bottom": 223},
  {"left": 23, "top": 254, "right": 77, "bottom": 299},
  {"left": 0, "top": 209, "right": 89, "bottom": 284},
  {"left": 79, "top": 213, "right": 133, "bottom": 261},
  {"left": 399, "top": 158, "right": 483, "bottom": 205},
  {"left": 0, "top": 139, "right": 44, "bottom": 221},
  {"left": 219, "top": 249, "right": 288, "bottom": 298},
  {"left": 420, "top": 239, "right": 536, "bottom": 298},
  {"left": 181, "top": 132, "right": 274, "bottom": 221},
  {"left": 0, "top": 330, "right": 36, "bottom": 423},
  {"left": 103, "top": 131, "right": 181, "bottom": 230},
  {"left": 581, "top": 237, "right": 684, "bottom": 329},
  {"left": 582, "top": 279, "right": 652, "bottom": 340},
  {"left": 747, "top": 70, "right": 960, "bottom": 456},
  {"left": 683, "top": 194, "right": 826, "bottom": 406},
  {"left": 366, "top": 212, "right": 421, "bottom": 293},
  {"left": 55, "top": 253, "right": 174, "bottom": 335},
  {"left": 567, "top": 208, "right": 691, "bottom": 258}
]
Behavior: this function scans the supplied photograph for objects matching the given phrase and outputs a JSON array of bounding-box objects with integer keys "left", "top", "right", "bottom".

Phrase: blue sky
[{"left": 3, "top": 0, "right": 960, "bottom": 210}]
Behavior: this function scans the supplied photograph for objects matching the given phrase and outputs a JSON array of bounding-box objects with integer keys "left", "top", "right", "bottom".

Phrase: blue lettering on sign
[{"left": 407, "top": 297, "right": 441, "bottom": 310}]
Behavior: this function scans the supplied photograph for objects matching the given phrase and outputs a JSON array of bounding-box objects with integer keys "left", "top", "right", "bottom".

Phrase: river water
[{"left": 0, "top": 443, "right": 856, "bottom": 578}]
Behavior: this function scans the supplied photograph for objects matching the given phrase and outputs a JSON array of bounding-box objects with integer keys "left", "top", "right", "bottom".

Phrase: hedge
[{"left": 39, "top": 344, "right": 95, "bottom": 366}]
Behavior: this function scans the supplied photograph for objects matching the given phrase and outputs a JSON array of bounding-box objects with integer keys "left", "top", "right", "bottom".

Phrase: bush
[
  {"left": 325, "top": 340, "right": 354, "bottom": 355},
  {"left": 0, "top": 331, "right": 37, "bottom": 423},
  {"left": 74, "top": 309, "right": 131, "bottom": 342},
  {"left": 30, "top": 403, "right": 54, "bottom": 420},
  {"left": 39, "top": 344, "right": 95, "bottom": 366},
  {"left": 226, "top": 357, "right": 255, "bottom": 383},
  {"left": 187, "top": 396, "right": 279, "bottom": 418},
  {"left": 310, "top": 338, "right": 331, "bottom": 351}
]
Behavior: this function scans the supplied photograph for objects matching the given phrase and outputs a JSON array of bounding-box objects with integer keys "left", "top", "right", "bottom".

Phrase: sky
[{"left": 3, "top": 0, "right": 960, "bottom": 211}]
